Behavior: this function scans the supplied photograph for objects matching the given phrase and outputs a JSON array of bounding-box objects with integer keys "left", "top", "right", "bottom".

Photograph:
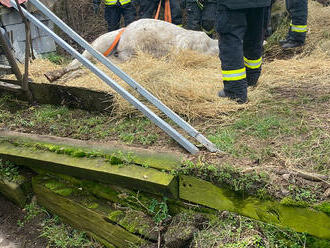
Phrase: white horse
[{"left": 45, "top": 19, "right": 219, "bottom": 81}]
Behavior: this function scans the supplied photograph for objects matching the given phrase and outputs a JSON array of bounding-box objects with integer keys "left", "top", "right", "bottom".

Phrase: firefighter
[
  {"left": 93, "top": 0, "right": 136, "bottom": 32},
  {"left": 185, "top": 0, "right": 217, "bottom": 37},
  {"left": 280, "top": 0, "right": 308, "bottom": 48},
  {"left": 139, "top": 0, "right": 182, "bottom": 26},
  {"left": 217, "top": 0, "right": 271, "bottom": 104}
]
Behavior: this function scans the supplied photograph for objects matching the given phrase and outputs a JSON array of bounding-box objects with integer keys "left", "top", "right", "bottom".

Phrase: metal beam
[
  {"left": 28, "top": 0, "right": 219, "bottom": 153},
  {"left": 9, "top": 0, "right": 199, "bottom": 154}
]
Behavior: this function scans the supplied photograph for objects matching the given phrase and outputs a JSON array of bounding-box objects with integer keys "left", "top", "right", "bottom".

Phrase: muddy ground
[{"left": 0, "top": 195, "right": 48, "bottom": 248}]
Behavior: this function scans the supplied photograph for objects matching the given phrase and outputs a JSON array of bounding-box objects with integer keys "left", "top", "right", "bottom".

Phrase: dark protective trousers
[
  {"left": 139, "top": 0, "right": 182, "bottom": 25},
  {"left": 104, "top": 3, "right": 136, "bottom": 32},
  {"left": 286, "top": 0, "right": 308, "bottom": 43},
  {"left": 216, "top": 6, "right": 268, "bottom": 102},
  {"left": 186, "top": 1, "right": 216, "bottom": 35}
]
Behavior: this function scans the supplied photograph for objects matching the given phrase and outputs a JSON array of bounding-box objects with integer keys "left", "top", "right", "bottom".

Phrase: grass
[
  {"left": 191, "top": 211, "right": 330, "bottom": 248},
  {"left": 17, "top": 202, "right": 102, "bottom": 248},
  {"left": 17, "top": 202, "right": 44, "bottom": 227},
  {"left": 0, "top": 95, "right": 159, "bottom": 146},
  {"left": 40, "top": 216, "right": 97, "bottom": 248},
  {"left": 0, "top": 159, "right": 20, "bottom": 182},
  {"left": 0, "top": 89, "right": 328, "bottom": 201},
  {"left": 43, "top": 52, "right": 71, "bottom": 65}
]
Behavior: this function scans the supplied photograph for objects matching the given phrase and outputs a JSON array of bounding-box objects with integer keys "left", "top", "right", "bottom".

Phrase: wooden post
[
  {"left": 0, "top": 30, "right": 23, "bottom": 82},
  {"left": 15, "top": 0, "right": 34, "bottom": 103}
]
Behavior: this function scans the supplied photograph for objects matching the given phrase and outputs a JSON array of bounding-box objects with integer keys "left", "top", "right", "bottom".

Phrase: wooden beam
[
  {"left": 0, "top": 142, "right": 179, "bottom": 198},
  {"left": 0, "top": 82, "right": 114, "bottom": 113},
  {"left": 0, "top": 28, "right": 22, "bottom": 81}
]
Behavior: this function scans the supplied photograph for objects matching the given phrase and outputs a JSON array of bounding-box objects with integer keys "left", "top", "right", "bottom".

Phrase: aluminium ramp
[{"left": 9, "top": 0, "right": 219, "bottom": 154}]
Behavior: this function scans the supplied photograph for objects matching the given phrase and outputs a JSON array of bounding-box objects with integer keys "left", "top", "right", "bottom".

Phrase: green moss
[
  {"left": 108, "top": 156, "right": 123, "bottom": 165},
  {"left": 54, "top": 188, "right": 73, "bottom": 197},
  {"left": 1, "top": 137, "right": 180, "bottom": 171},
  {"left": 45, "top": 180, "right": 67, "bottom": 191},
  {"left": 314, "top": 202, "right": 330, "bottom": 216},
  {"left": 108, "top": 210, "right": 125, "bottom": 222},
  {"left": 72, "top": 150, "right": 86, "bottom": 158},
  {"left": 280, "top": 197, "right": 309, "bottom": 207},
  {"left": 86, "top": 202, "right": 99, "bottom": 209}
]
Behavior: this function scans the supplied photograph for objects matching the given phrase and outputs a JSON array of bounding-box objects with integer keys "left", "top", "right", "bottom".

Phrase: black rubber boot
[
  {"left": 281, "top": 40, "right": 304, "bottom": 49},
  {"left": 218, "top": 89, "right": 247, "bottom": 104}
]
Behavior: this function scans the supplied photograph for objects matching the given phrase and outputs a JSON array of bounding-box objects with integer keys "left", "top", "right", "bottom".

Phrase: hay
[{"left": 9, "top": 2, "right": 330, "bottom": 121}]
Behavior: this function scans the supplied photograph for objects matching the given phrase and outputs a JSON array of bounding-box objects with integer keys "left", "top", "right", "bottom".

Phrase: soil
[{"left": 0, "top": 195, "right": 48, "bottom": 248}]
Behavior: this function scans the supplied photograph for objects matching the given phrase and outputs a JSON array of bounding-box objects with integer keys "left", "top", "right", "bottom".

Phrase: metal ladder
[{"left": 9, "top": 0, "right": 219, "bottom": 155}]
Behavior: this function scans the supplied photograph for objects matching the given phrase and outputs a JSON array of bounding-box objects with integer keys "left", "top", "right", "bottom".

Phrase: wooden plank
[
  {"left": 0, "top": 142, "right": 178, "bottom": 198},
  {"left": 0, "top": 81, "right": 114, "bottom": 113},
  {"left": 0, "top": 178, "right": 28, "bottom": 208},
  {"left": 33, "top": 176, "right": 146, "bottom": 248},
  {"left": 0, "top": 129, "right": 183, "bottom": 172},
  {"left": 179, "top": 176, "right": 330, "bottom": 239},
  {"left": 0, "top": 64, "right": 13, "bottom": 74},
  {"left": 0, "top": 28, "right": 22, "bottom": 81},
  {"left": 0, "top": 81, "right": 22, "bottom": 92}
]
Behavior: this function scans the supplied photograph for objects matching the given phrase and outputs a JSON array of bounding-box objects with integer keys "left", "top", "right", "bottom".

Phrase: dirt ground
[{"left": 0, "top": 195, "right": 48, "bottom": 248}]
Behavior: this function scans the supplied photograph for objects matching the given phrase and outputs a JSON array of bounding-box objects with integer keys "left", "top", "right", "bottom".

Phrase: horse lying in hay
[{"left": 45, "top": 19, "right": 219, "bottom": 82}]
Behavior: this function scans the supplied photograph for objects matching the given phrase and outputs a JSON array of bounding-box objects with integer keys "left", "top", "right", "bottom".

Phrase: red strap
[
  {"left": 164, "top": 0, "right": 172, "bottom": 23},
  {"left": 154, "top": 0, "right": 162, "bottom": 20},
  {"left": 103, "top": 28, "right": 125, "bottom": 57}
]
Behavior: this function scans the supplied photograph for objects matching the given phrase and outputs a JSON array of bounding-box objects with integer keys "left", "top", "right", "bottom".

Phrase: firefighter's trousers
[
  {"left": 186, "top": 1, "right": 216, "bottom": 36},
  {"left": 286, "top": 0, "right": 308, "bottom": 43},
  {"left": 139, "top": 0, "right": 182, "bottom": 25},
  {"left": 216, "top": 6, "right": 268, "bottom": 102},
  {"left": 104, "top": 3, "right": 136, "bottom": 32}
]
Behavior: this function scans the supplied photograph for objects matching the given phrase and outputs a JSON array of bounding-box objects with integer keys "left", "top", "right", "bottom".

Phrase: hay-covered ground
[{"left": 1, "top": 1, "right": 329, "bottom": 203}]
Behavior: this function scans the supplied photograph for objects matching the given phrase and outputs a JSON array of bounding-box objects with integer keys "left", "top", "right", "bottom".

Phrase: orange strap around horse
[
  {"left": 154, "top": 0, "right": 172, "bottom": 23},
  {"left": 103, "top": 28, "right": 126, "bottom": 57}
]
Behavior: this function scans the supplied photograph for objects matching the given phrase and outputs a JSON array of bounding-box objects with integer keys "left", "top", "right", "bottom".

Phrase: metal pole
[
  {"left": 9, "top": 0, "right": 199, "bottom": 154},
  {"left": 28, "top": 0, "right": 219, "bottom": 153}
]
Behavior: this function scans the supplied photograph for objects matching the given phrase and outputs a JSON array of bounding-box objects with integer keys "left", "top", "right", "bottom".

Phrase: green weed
[
  {"left": 44, "top": 52, "right": 70, "bottom": 65},
  {"left": 40, "top": 216, "right": 93, "bottom": 248},
  {"left": 17, "top": 202, "right": 44, "bottom": 227},
  {"left": 0, "top": 159, "right": 20, "bottom": 182},
  {"left": 148, "top": 197, "right": 170, "bottom": 224}
]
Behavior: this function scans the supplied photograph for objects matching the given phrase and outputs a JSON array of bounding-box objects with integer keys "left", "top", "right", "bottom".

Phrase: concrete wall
[{"left": 0, "top": 6, "right": 56, "bottom": 63}]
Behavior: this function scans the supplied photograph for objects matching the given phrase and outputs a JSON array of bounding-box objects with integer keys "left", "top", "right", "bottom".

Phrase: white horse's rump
[{"left": 67, "top": 18, "right": 219, "bottom": 71}]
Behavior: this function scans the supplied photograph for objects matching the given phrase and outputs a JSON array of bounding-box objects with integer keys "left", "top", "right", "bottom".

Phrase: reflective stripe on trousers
[
  {"left": 290, "top": 23, "right": 307, "bottom": 33},
  {"left": 222, "top": 68, "right": 246, "bottom": 81},
  {"left": 244, "top": 57, "right": 262, "bottom": 70},
  {"left": 104, "top": 0, "right": 131, "bottom": 5}
]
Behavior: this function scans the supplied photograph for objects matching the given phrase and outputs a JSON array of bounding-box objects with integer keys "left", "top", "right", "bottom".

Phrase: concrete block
[
  {"left": 5, "top": 21, "right": 53, "bottom": 42},
  {"left": 32, "top": 36, "right": 56, "bottom": 54},
  {"left": 0, "top": 11, "right": 22, "bottom": 26},
  {"left": 33, "top": 20, "right": 54, "bottom": 38},
  {"left": 12, "top": 40, "right": 25, "bottom": 63}
]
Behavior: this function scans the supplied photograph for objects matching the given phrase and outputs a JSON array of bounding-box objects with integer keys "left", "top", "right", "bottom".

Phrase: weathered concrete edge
[
  {"left": 179, "top": 176, "right": 330, "bottom": 240},
  {"left": 0, "top": 129, "right": 183, "bottom": 171},
  {"left": 0, "top": 142, "right": 178, "bottom": 198}
]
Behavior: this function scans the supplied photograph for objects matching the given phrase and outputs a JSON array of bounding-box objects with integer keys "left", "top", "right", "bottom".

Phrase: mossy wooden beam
[
  {"left": 179, "top": 176, "right": 330, "bottom": 240},
  {"left": 0, "top": 82, "right": 114, "bottom": 113},
  {"left": 0, "top": 130, "right": 182, "bottom": 171},
  {"left": 0, "top": 142, "right": 178, "bottom": 198},
  {"left": 0, "top": 178, "right": 28, "bottom": 208},
  {"left": 33, "top": 176, "right": 147, "bottom": 248}
]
